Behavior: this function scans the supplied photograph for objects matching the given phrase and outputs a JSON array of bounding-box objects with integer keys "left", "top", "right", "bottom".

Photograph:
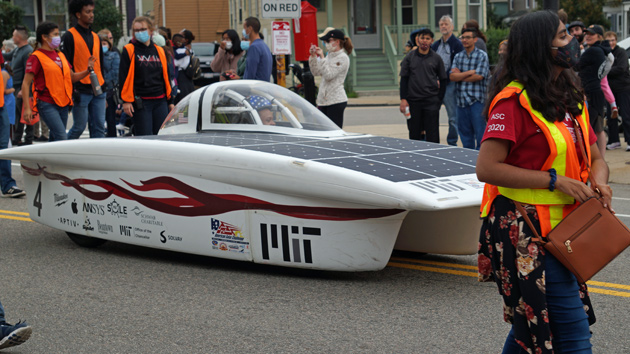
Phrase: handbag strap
[
  {"left": 571, "top": 115, "right": 598, "bottom": 192},
  {"left": 514, "top": 202, "right": 546, "bottom": 245}
]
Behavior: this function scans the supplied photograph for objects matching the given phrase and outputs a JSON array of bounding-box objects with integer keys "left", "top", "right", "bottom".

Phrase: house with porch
[{"left": 229, "top": 0, "right": 487, "bottom": 93}]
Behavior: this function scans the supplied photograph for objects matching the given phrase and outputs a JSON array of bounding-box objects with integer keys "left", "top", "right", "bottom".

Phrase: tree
[
  {"left": 93, "top": 0, "right": 124, "bottom": 47},
  {"left": 560, "top": 0, "right": 610, "bottom": 29},
  {"left": 0, "top": 2, "right": 25, "bottom": 42}
]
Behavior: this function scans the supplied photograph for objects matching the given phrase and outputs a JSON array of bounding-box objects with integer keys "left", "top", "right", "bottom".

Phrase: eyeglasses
[
  {"left": 133, "top": 28, "right": 148, "bottom": 33},
  {"left": 460, "top": 36, "right": 474, "bottom": 40}
]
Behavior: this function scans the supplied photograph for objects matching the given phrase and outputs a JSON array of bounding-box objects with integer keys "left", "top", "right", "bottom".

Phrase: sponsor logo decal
[
  {"left": 54, "top": 193, "right": 69, "bottom": 207},
  {"left": 131, "top": 206, "right": 144, "bottom": 216},
  {"left": 83, "top": 216, "right": 95, "bottom": 231},
  {"left": 58, "top": 217, "right": 78, "bottom": 227},
  {"left": 107, "top": 199, "right": 128, "bottom": 218},
  {"left": 141, "top": 214, "right": 163, "bottom": 226},
  {"left": 133, "top": 227, "right": 151, "bottom": 240},
  {"left": 211, "top": 218, "right": 249, "bottom": 253},
  {"left": 71, "top": 199, "right": 78, "bottom": 214},
  {"left": 259, "top": 224, "right": 321, "bottom": 264},
  {"left": 120, "top": 225, "right": 132, "bottom": 237},
  {"left": 97, "top": 220, "right": 113, "bottom": 235},
  {"left": 83, "top": 202, "right": 105, "bottom": 215},
  {"left": 160, "top": 230, "right": 183, "bottom": 244}
]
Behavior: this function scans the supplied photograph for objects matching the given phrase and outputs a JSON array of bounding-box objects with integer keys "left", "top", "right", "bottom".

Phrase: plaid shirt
[{"left": 451, "top": 47, "right": 489, "bottom": 107}]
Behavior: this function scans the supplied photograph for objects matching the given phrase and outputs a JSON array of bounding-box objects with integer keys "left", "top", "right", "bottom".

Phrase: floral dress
[{"left": 478, "top": 195, "right": 595, "bottom": 353}]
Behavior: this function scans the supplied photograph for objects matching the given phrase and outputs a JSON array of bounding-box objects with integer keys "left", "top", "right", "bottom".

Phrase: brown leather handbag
[{"left": 515, "top": 117, "right": 630, "bottom": 284}]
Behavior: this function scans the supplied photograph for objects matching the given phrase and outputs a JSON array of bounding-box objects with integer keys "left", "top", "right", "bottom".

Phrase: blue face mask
[
  {"left": 242, "top": 28, "right": 249, "bottom": 40},
  {"left": 240, "top": 41, "right": 250, "bottom": 51},
  {"left": 135, "top": 30, "right": 150, "bottom": 43},
  {"left": 102, "top": 45, "right": 109, "bottom": 54}
]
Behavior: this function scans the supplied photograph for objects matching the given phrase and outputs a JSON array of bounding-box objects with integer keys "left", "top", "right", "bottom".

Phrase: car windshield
[
  {"left": 209, "top": 82, "right": 341, "bottom": 131},
  {"left": 191, "top": 43, "right": 215, "bottom": 56}
]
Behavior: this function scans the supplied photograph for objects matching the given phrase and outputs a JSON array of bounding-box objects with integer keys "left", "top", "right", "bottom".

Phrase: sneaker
[
  {"left": 34, "top": 136, "right": 49, "bottom": 142},
  {"left": 0, "top": 321, "right": 32, "bottom": 349},
  {"left": 627, "top": 146, "right": 630, "bottom": 152},
  {"left": 1, "top": 187, "right": 26, "bottom": 198},
  {"left": 607, "top": 142, "right": 621, "bottom": 150},
  {"left": 115, "top": 123, "right": 127, "bottom": 130}
]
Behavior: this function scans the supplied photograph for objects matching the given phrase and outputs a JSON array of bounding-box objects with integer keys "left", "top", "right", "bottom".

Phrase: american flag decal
[{"left": 260, "top": 224, "right": 321, "bottom": 263}]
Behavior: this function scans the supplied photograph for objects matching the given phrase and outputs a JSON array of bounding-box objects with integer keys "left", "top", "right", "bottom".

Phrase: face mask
[
  {"left": 325, "top": 42, "right": 337, "bottom": 52},
  {"left": 419, "top": 43, "right": 430, "bottom": 51},
  {"left": 225, "top": 41, "right": 233, "bottom": 50},
  {"left": 241, "top": 41, "right": 250, "bottom": 51},
  {"left": 102, "top": 45, "right": 109, "bottom": 53},
  {"left": 49, "top": 36, "right": 61, "bottom": 49},
  {"left": 135, "top": 30, "right": 150, "bottom": 43},
  {"left": 242, "top": 28, "right": 249, "bottom": 40},
  {"left": 552, "top": 37, "right": 580, "bottom": 69}
]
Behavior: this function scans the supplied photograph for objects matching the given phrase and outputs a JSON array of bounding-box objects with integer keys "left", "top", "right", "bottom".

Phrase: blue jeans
[
  {"left": 443, "top": 82, "right": 458, "bottom": 146},
  {"left": 456, "top": 101, "right": 486, "bottom": 150},
  {"left": 68, "top": 92, "right": 106, "bottom": 139},
  {"left": 502, "top": 253, "right": 592, "bottom": 354},
  {"left": 0, "top": 298, "right": 4, "bottom": 323},
  {"left": 0, "top": 107, "right": 17, "bottom": 193},
  {"left": 133, "top": 98, "right": 169, "bottom": 136},
  {"left": 37, "top": 100, "right": 69, "bottom": 142}
]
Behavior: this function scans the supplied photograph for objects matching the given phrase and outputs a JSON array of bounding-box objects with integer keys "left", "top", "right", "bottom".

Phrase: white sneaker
[
  {"left": 116, "top": 124, "right": 126, "bottom": 130},
  {"left": 607, "top": 142, "right": 621, "bottom": 150},
  {"left": 626, "top": 145, "right": 630, "bottom": 151}
]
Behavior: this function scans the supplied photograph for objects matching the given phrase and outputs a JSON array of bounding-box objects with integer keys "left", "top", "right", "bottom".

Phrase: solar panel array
[{"left": 150, "top": 132, "right": 478, "bottom": 182}]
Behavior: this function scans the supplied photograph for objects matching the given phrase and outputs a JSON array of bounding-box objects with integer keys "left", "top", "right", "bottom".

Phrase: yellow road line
[
  {"left": 585, "top": 280, "right": 630, "bottom": 291},
  {"left": 387, "top": 261, "right": 478, "bottom": 277},
  {"left": 0, "top": 215, "right": 32, "bottom": 222},
  {"left": 587, "top": 287, "right": 630, "bottom": 298},
  {"left": 390, "top": 257, "right": 478, "bottom": 271},
  {"left": 0, "top": 209, "right": 29, "bottom": 216}
]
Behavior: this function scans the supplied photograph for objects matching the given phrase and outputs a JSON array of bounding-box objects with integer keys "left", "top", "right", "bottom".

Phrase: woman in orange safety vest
[
  {"left": 475, "top": 11, "right": 612, "bottom": 354},
  {"left": 21, "top": 21, "right": 94, "bottom": 141}
]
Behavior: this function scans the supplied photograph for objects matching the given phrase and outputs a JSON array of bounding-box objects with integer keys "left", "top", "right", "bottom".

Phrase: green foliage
[
  {"left": 560, "top": 0, "right": 610, "bottom": 29},
  {"left": 0, "top": 2, "right": 25, "bottom": 42},
  {"left": 485, "top": 27, "right": 510, "bottom": 66},
  {"left": 487, "top": 4, "right": 507, "bottom": 30},
  {"left": 93, "top": 0, "right": 124, "bottom": 46}
]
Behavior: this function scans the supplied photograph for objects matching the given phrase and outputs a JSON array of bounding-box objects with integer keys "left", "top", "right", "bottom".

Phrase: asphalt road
[{"left": 1, "top": 106, "right": 630, "bottom": 353}]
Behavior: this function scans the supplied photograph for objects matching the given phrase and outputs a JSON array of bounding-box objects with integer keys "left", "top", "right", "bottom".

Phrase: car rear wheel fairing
[{"left": 67, "top": 232, "right": 108, "bottom": 248}]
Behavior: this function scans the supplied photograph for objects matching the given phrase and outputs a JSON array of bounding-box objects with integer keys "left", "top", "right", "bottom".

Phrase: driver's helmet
[{"left": 246, "top": 95, "right": 273, "bottom": 111}]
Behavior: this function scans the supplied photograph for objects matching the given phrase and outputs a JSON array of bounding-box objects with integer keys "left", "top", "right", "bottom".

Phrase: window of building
[
  {"left": 435, "top": 0, "right": 453, "bottom": 30},
  {"left": 307, "top": 0, "right": 325, "bottom": 11},
  {"left": 45, "top": 0, "right": 68, "bottom": 31},
  {"left": 509, "top": 0, "right": 514, "bottom": 11},
  {"left": 468, "top": 0, "right": 482, "bottom": 23},
  {"left": 394, "top": 0, "right": 414, "bottom": 25},
  {"left": 12, "top": 0, "right": 36, "bottom": 31}
]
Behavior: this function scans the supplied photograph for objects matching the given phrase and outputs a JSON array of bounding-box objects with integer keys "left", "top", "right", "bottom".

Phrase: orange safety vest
[
  {"left": 479, "top": 81, "right": 591, "bottom": 237},
  {"left": 121, "top": 43, "right": 171, "bottom": 103},
  {"left": 31, "top": 50, "right": 74, "bottom": 107},
  {"left": 68, "top": 27, "right": 104, "bottom": 86}
]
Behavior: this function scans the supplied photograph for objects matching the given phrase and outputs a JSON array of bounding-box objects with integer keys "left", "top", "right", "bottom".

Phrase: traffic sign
[{"left": 261, "top": 0, "right": 301, "bottom": 19}]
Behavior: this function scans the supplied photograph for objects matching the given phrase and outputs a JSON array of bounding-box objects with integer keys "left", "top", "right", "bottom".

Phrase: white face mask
[
  {"left": 225, "top": 41, "right": 233, "bottom": 50},
  {"left": 325, "top": 42, "right": 336, "bottom": 52}
]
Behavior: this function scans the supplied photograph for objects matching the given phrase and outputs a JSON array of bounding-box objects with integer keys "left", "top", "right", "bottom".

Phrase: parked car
[{"left": 191, "top": 42, "right": 221, "bottom": 86}]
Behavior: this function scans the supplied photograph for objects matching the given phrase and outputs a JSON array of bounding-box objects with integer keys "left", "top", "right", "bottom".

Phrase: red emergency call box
[{"left": 292, "top": 1, "right": 318, "bottom": 62}]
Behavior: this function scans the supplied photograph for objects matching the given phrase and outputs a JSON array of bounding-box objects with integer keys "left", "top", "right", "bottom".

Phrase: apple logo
[{"left": 71, "top": 199, "right": 78, "bottom": 214}]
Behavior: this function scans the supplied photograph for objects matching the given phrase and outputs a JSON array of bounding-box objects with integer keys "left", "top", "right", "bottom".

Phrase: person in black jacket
[
  {"left": 399, "top": 28, "right": 447, "bottom": 143},
  {"left": 603, "top": 31, "right": 630, "bottom": 151},
  {"left": 575, "top": 24, "right": 608, "bottom": 157}
]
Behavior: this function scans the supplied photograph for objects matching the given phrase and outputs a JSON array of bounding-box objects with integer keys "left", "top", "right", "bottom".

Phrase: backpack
[{"left": 185, "top": 55, "right": 202, "bottom": 80}]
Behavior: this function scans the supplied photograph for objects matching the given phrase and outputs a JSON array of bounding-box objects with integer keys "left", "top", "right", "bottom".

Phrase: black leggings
[{"left": 319, "top": 102, "right": 347, "bottom": 128}]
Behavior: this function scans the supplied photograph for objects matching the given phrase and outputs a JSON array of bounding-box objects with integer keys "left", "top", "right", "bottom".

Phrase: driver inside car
[{"left": 246, "top": 95, "right": 276, "bottom": 126}]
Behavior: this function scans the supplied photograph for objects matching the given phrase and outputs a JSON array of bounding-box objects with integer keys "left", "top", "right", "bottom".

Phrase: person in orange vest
[
  {"left": 60, "top": 0, "right": 106, "bottom": 139},
  {"left": 21, "top": 22, "right": 95, "bottom": 141},
  {"left": 119, "top": 16, "right": 174, "bottom": 136},
  {"left": 475, "top": 11, "right": 612, "bottom": 354}
]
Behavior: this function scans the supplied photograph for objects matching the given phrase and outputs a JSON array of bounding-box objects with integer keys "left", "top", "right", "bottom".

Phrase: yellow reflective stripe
[
  {"left": 498, "top": 186, "right": 574, "bottom": 205},
  {"left": 549, "top": 204, "right": 564, "bottom": 229}
]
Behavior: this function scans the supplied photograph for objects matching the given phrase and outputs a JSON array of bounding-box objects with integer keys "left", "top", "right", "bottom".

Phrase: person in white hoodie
[{"left": 308, "top": 29, "right": 353, "bottom": 128}]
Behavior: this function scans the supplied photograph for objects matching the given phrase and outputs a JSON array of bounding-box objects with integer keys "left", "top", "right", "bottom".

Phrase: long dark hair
[
  {"left": 222, "top": 29, "right": 243, "bottom": 56},
  {"left": 483, "top": 11, "right": 584, "bottom": 123}
]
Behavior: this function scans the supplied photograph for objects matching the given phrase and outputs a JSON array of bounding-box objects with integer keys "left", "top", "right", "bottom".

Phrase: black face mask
[{"left": 552, "top": 37, "right": 580, "bottom": 68}]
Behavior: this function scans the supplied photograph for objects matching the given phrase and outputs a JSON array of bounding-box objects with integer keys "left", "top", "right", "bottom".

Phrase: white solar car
[{"left": 0, "top": 81, "right": 483, "bottom": 271}]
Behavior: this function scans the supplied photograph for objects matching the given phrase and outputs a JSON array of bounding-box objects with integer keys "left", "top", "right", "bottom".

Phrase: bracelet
[{"left": 548, "top": 168, "right": 557, "bottom": 192}]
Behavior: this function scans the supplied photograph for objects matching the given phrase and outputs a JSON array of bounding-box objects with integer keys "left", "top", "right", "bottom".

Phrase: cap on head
[
  {"left": 247, "top": 95, "right": 273, "bottom": 111},
  {"left": 317, "top": 27, "right": 335, "bottom": 39},
  {"left": 568, "top": 21, "right": 585, "bottom": 30},
  {"left": 319, "top": 29, "right": 345, "bottom": 41},
  {"left": 585, "top": 24, "right": 604, "bottom": 37}
]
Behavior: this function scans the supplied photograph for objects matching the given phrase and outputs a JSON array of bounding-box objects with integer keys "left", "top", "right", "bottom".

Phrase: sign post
[{"left": 272, "top": 21, "right": 291, "bottom": 87}]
